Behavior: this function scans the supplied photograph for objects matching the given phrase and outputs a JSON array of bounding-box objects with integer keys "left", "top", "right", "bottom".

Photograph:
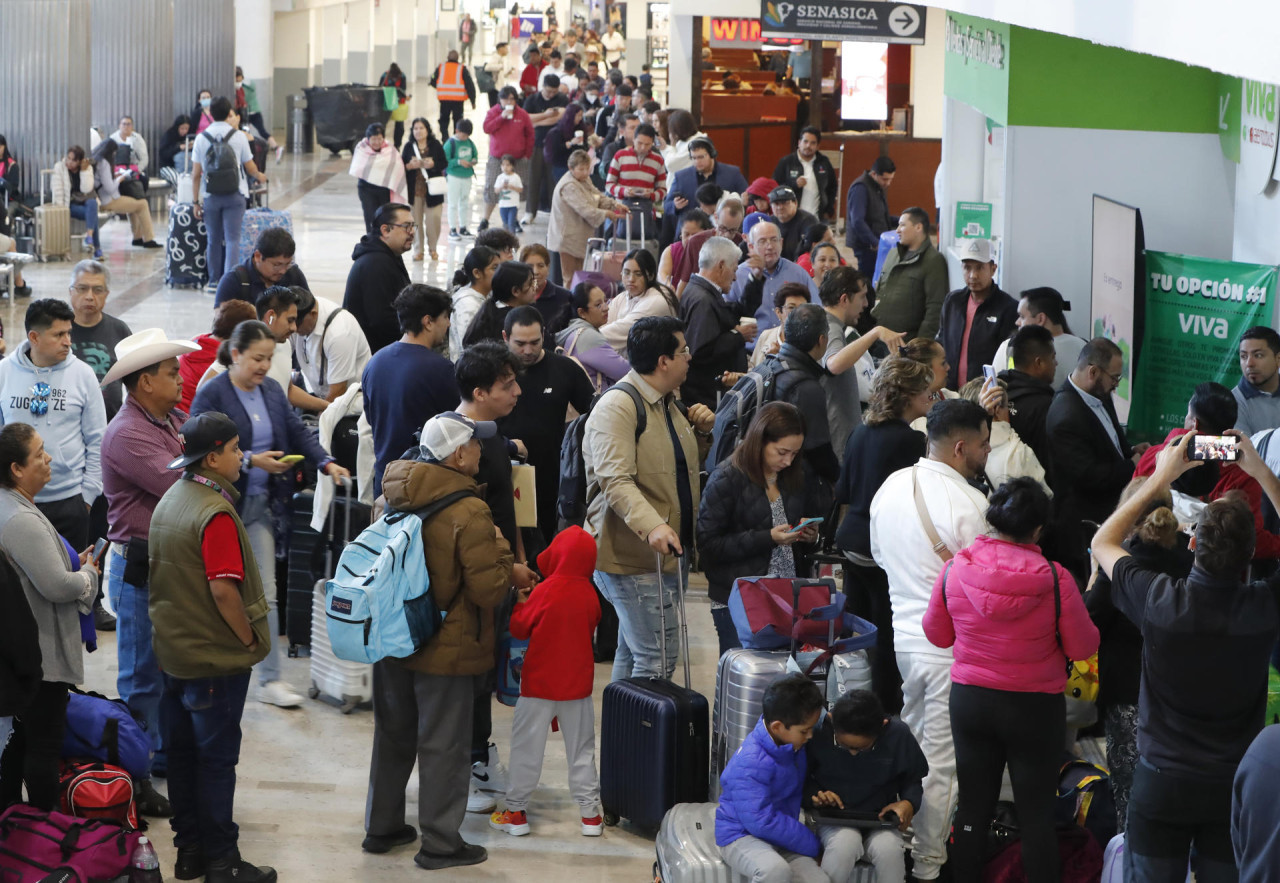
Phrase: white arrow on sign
[{"left": 888, "top": 5, "right": 920, "bottom": 37}]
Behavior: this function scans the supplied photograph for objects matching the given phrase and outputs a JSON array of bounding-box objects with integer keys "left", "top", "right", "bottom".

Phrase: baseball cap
[
  {"left": 167, "top": 412, "right": 240, "bottom": 470},
  {"left": 950, "top": 238, "right": 996, "bottom": 263},
  {"left": 768, "top": 186, "right": 797, "bottom": 204},
  {"left": 746, "top": 177, "right": 777, "bottom": 199},
  {"left": 420, "top": 411, "right": 498, "bottom": 462}
]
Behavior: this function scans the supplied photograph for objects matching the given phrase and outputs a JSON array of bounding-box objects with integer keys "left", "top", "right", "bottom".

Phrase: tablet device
[{"left": 813, "top": 808, "right": 899, "bottom": 830}]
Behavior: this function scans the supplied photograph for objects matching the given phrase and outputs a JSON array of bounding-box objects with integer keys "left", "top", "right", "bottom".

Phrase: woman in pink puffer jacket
[{"left": 923, "top": 477, "right": 1099, "bottom": 883}]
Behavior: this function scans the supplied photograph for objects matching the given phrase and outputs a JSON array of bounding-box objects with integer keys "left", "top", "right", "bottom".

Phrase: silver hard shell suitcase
[
  {"left": 307, "top": 481, "right": 373, "bottom": 713},
  {"left": 711, "top": 649, "right": 790, "bottom": 800}
]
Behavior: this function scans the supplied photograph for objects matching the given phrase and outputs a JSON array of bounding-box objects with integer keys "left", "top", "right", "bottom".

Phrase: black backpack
[
  {"left": 706, "top": 354, "right": 806, "bottom": 473},
  {"left": 204, "top": 131, "right": 240, "bottom": 195},
  {"left": 557, "top": 381, "right": 645, "bottom": 529}
]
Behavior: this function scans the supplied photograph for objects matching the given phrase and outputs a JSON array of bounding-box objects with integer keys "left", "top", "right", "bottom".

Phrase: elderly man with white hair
[
  {"left": 678, "top": 236, "right": 763, "bottom": 408},
  {"left": 727, "top": 220, "right": 819, "bottom": 344}
]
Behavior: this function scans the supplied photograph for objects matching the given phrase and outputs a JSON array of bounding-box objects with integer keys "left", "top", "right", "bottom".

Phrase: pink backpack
[{"left": 0, "top": 804, "right": 140, "bottom": 882}]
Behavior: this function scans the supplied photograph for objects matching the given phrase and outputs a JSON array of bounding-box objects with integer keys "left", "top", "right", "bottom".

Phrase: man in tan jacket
[
  {"left": 362, "top": 411, "right": 532, "bottom": 871},
  {"left": 583, "top": 315, "right": 714, "bottom": 681}
]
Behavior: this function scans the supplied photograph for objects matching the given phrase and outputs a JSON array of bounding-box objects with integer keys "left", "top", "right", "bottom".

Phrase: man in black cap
[
  {"left": 148, "top": 412, "right": 277, "bottom": 883},
  {"left": 769, "top": 185, "right": 819, "bottom": 263}
]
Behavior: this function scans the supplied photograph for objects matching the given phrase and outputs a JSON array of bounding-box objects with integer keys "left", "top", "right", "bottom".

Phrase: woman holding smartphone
[
  {"left": 189, "top": 320, "right": 349, "bottom": 708},
  {"left": 696, "top": 402, "right": 831, "bottom": 656}
]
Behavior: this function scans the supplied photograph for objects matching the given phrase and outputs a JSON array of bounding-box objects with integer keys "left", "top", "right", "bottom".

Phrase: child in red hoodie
[{"left": 489, "top": 526, "right": 603, "bottom": 838}]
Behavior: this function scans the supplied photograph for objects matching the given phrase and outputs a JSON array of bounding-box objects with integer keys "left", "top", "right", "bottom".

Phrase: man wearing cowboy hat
[
  {"left": 936, "top": 238, "right": 1018, "bottom": 390},
  {"left": 99, "top": 329, "right": 200, "bottom": 818}
]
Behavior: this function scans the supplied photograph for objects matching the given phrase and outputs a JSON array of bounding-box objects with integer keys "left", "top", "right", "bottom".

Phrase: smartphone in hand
[{"left": 788, "top": 516, "right": 825, "bottom": 533}]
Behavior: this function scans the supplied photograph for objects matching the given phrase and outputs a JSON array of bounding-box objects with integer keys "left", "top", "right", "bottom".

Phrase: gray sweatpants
[
  {"left": 720, "top": 834, "right": 828, "bottom": 883},
  {"left": 365, "top": 661, "right": 479, "bottom": 855},
  {"left": 503, "top": 695, "right": 600, "bottom": 815}
]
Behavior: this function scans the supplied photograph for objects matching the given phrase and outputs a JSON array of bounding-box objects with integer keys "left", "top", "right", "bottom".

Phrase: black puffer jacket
[
  {"left": 696, "top": 460, "right": 832, "bottom": 604},
  {"left": 1000, "top": 368, "right": 1056, "bottom": 486}
]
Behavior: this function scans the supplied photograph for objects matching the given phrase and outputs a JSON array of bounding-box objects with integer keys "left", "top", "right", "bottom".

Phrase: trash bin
[
  {"left": 304, "top": 85, "right": 393, "bottom": 155},
  {"left": 286, "top": 93, "right": 313, "bottom": 155}
]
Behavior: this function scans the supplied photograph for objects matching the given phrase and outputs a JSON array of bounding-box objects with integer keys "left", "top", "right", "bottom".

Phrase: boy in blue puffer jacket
[{"left": 716, "top": 674, "right": 828, "bottom": 883}]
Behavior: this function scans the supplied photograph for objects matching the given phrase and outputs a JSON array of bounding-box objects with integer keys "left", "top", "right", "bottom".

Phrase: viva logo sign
[{"left": 1240, "top": 79, "right": 1279, "bottom": 193}]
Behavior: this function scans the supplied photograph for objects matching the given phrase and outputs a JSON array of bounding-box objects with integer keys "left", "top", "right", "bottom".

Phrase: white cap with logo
[
  {"left": 950, "top": 238, "right": 996, "bottom": 263},
  {"left": 420, "top": 411, "right": 498, "bottom": 462}
]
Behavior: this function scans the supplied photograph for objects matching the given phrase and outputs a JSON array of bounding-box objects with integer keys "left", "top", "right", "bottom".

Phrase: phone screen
[
  {"left": 91, "top": 538, "right": 109, "bottom": 567},
  {"left": 1191, "top": 434, "right": 1238, "bottom": 462},
  {"left": 982, "top": 365, "right": 996, "bottom": 382}
]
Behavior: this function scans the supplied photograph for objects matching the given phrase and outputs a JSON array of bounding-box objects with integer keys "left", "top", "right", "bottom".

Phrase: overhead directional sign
[{"left": 761, "top": 0, "right": 927, "bottom": 44}]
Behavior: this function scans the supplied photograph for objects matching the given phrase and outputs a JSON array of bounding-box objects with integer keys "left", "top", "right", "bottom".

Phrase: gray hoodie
[{"left": 0, "top": 343, "right": 106, "bottom": 504}]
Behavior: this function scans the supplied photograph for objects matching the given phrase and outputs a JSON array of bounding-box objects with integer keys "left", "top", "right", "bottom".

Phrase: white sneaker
[
  {"left": 466, "top": 787, "right": 497, "bottom": 813},
  {"left": 257, "top": 680, "right": 304, "bottom": 708},
  {"left": 471, "top": 744, "right": 507, "bottom": 795},
  {"left": 519, "top": 212, "right": 533, "bottom": 225}
]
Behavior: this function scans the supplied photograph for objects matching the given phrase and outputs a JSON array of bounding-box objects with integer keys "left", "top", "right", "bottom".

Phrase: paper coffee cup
[{"left": 740, "top": 318, "right": 758, "bottom": 327}]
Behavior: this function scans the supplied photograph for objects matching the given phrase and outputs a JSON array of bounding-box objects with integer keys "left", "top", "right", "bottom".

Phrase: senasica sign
[{"left": 760, "top": 0, "right": 926, "bottom": 44}]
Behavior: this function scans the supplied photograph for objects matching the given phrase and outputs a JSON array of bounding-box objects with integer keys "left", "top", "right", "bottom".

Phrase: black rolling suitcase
[
  {"left": 600, "top": 551, "right": 708, "bottom": 829},
  {"left": 285, "top": 487, "right": 371, "bottom": 655},
  {"left": 165, "top": 202, "right": 207, "bottom": 288}
]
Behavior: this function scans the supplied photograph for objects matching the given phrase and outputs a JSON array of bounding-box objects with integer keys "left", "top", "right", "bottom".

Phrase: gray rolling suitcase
[
  {"left": 654, "top": 802, "right": 876, "bottom": 883},
  {"left": 711, "top": 649, "right": 790, "bottom": 800}
]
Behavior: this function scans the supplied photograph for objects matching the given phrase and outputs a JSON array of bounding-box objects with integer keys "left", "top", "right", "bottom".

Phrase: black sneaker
[
  {"left": 414, "top": 842, "right": 487, "bottom": 870},
  {"left": 361, "top": 824, "right": 417, "bottom": 854},
  {"left": 206, "top": 853, "right": 277, "bottom": 883},
  {"left": 131, "top": 238, "right": 144, "bottom": 246},
  {"left": 135, "top": 779, "right": 172, "bottom": 817},
  {"left": 93, "top": 604, "right": 116, "bottom": 632},
  {"left": 141, "top": 240, "right": 162, "bottom": 249},
  {"left": 477, "top": 219, "right": 490, "bottom": 232},
  {"left": 175, "top": 846, "right": 206, "bottom": 881}
]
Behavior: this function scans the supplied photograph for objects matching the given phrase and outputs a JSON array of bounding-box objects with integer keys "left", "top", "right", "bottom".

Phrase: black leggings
[
  {"left": 949, "top": 683, "right": 1065, "bottom": 883},
  {"left": 357, "top": 181, "right": 391, "bottom": 236},
  {"left": 0, "top": 681, "right": 70, "bottom": 810},
  {"left": 845, "top": 561, "right": 901, "bottom": 714}
]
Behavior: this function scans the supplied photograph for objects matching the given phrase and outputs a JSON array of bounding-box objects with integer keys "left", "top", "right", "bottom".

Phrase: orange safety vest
[{"left": 435, "top": 61, "right": 468, "bottom": 102}]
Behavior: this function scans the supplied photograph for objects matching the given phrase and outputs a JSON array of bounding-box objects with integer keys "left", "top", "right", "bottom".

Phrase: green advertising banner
[{"left": 1129, "top": 251, "right": 1278, "bottom": 443}]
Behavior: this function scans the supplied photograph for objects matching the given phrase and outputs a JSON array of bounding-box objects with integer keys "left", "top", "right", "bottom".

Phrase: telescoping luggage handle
[
  {"left": 655, "top": 548, "right": 693, "bottom": 691},
  {"left": 324, "top": 476, "right": 354, "bottom": 577}
]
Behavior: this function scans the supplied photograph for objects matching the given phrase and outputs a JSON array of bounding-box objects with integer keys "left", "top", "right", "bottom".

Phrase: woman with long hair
[
  {"left": 402, "top": 117, "right": 446, "bottom": 262},
  {"left": 189, "top": 321, "right": 350, "bottom": 708},
  {"left": 520, "top": 243, "right": 572, "bottom": 335},
  {"left": 158, "top": 115, "right": 194, "bottom": 172},
  {"left": 899, "top": 337, "right": 956, "bottom": 431},
  {"left": 89, "top": 139, "right": 160, "bottom": 248},
  {"left": 925, "top": 478, "right": 1099, "bottom": 883},
  {"left": 349, "top": 122, "right": 409, "bottom": 235},
  {"left": 1084, "top": 478, "right": 1191, "bottom": 833},
  {"left": 833, "top": 357, "right": 934, "bottom": 713},
  {"left": 463, "top": 261, "right": 537, "bottom": 347},
  {"left": 600, "top": 248, "right": 679, "bottom": 358},
  {"left": 697, "top": 401, "right": 830, "bottom": 655},
  {"left": 449, "top": 245, "right": 501, "bottom": 359},
  {"left": 554, "top": 282, "right": 631, "bottom": 388},
  {"left": 191, "top": 89, "right": 215, "bottom": 134}
]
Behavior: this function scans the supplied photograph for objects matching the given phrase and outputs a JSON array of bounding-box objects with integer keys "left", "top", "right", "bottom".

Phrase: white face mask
[
  {"left": 586, "top": 92, "right": 599, "bottom": 103},
  {"left": 201, "top": 97, "right": 211, "bottom": 108}
]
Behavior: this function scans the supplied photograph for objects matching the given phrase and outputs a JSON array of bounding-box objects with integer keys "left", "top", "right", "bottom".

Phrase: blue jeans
[
  {"left": 106, "top": 548, "right": 163, "bottom": 775},
  {"left": 499, "top": 206, "right": 519, "bottom": 231},
  {"left": 241, "top": 494, "right": 279, "bottom": 685},
  {"left": 595, "top": 565, "right": 686, "bottom": 682},
  {"left": 0, "top": 717, "right": 11, "bottom": 754},
  {"left": 69, "top": 199, "right": 99, "bottom": 246},
  {"left": 161, "top": 672, "right": 250, "bottom": 861},
  {"left": 203, "top": 192, "right": 246, "bottom": 282}
]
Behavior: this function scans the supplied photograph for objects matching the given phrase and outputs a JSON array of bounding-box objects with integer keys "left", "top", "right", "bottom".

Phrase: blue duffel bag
[{"left": 62, "top": 689, "right": 151, "bottom": 779}]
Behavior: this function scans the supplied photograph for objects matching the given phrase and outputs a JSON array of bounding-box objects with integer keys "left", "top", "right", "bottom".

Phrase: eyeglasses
[
  {"left": 1105, "top": 369, "right": 1123, "bottom": 384},
  {"left": 754, "top": 236, "right": 781, "bottom": 246},
  {"left": 29, "top": 382, "right": 51, "bottom": 417},
  {"left": 673, "top": 346, "right": 691, "bottom": 358},
  {"left": 71, "top": 284, "right": 108, "bottom": 296},
  {"left": 389, "top": 221, "right": 416, "bottom": 232},
  {"left": 833, "top": 731, "right": 877, "bottom": 755}
]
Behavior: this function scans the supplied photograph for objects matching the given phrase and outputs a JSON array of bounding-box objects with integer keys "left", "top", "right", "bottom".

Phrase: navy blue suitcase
[{"left": 600, "top": 553, "right": 709, "bottom": 829}]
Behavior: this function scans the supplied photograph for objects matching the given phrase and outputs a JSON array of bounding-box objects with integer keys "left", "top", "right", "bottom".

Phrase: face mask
[
  {"left": 586, "top": 93, "right": 599, "bottom": 103},
  {"left": 201, "top": 97, "right": 212, "bottom": 108}
]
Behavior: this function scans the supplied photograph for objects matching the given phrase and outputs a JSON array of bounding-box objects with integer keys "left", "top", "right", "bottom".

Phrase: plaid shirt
[{"left": 606, "top": 147, "right": 667, "bottom": 201}]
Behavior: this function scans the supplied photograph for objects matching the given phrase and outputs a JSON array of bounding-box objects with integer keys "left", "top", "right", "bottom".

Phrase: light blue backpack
[{"left": 325, "top": 490, "right": 472, "bottom": 664}]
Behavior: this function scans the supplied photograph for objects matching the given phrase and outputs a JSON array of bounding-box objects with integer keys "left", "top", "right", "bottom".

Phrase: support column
[
  {"left": 0, "top": 0, "right": 92, "bottom": 197},
  {"left": 321, "top": 4, "right": 345, "bottom": 85},
  {"left": 273, "top": 10, "right": 311, "bottom": 132},
  {"left": 417, "top": 0, "right": 437, "bottom": 83},
  {"left": 373, "top": 0, "right": 396, "bottom": 83},
  {"left": 347, "top": 0, "right": 373, "bottom": 86},
  {"left": 91, "top": 0, "right": 174, "bottom": 176},
  {"left": 173, "top": 0, "right": 236, "bottom": 118},
  {"left": 668, "top": 14, "right": 696, "bottom": 114},
  {"left": 394, "top": 0, "right": 417, "bottom": 81},
  {"left": 625, "top": 0, "right": 646, "bottom": 78},
  {"left": 235, "top": 0, "right": 275, "bottom": 130}
]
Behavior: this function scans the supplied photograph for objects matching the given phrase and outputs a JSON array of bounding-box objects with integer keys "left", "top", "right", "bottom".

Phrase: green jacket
[
  {"left": 871, "top": 238, "right": 950, "bottom": 341},
  {"left": 445, "top": 136, "right": 477, "bottom": 178},
  {"left": 148, "top": 468, "right": 270, "bottom": 679}
]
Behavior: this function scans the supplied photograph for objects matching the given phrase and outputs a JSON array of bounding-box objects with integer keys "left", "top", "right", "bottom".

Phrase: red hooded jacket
[{"left": 509, "top": 525, "right": 602, "bottom": 701}]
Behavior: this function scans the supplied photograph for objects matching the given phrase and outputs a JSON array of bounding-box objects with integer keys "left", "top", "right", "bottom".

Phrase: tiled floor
[{"left": 19, "top": 86, "right": 726, "bottom": 880}]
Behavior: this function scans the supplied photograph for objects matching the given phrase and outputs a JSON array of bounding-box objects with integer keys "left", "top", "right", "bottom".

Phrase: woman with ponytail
[
  {"left": 448, "top": 245, "right": 501, "bottom": 360},
  {"left": 1084, "top": 477, "right": 1192, "bottom": 833}
]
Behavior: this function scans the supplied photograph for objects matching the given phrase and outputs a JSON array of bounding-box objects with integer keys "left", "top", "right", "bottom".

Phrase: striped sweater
[{"left": 606, "top": 147, "right": 667, "bottom": 201}]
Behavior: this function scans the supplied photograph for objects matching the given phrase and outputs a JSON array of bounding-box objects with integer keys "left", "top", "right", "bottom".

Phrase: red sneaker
[
  {"left": 581, "top": 814, "right": 604, "bottom": 837},
  {"left": 489, "top": 809, "right": 530, "bottom": 836}
]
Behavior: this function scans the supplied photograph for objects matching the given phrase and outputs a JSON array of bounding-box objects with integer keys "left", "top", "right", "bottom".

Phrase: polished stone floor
[{"left": 23, "top": 89, "right": 723, "bottom": 881}]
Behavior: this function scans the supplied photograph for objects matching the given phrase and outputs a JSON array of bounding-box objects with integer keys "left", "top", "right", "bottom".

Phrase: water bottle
[{"left": 130, "top": 836, "right": 163, "bottom": 883}]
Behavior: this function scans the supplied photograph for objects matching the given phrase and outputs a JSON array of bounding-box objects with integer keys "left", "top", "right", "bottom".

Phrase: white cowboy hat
[{"left": 101, "top": 329, "right": 200, "bottom": 387}]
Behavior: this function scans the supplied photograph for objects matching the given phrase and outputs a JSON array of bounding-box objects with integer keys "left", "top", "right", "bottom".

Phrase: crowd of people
[{"left": 2, "top": 49, "right": 1280, "bottom": 883}]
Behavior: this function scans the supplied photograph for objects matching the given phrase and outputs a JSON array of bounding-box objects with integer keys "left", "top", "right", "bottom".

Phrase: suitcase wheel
[
  {"left": 604, "top": 810, "right": 619, "bottom": 827},
  {"left": 307, "top": 684, "right": 320, "bottom": 700},
  {"left": 340, "top": 696, "right": 361, "bottom": 715}
]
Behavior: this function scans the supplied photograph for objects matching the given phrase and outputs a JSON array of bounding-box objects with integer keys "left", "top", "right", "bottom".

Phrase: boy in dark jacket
[
  {"left": 716, "top": 674, "right": 828, "bottom": 883},
  {"left": 806, "top": 690, "right": 927, "bottom": 883},
  {"left": 489, "top": 525, "right": 603, "bottom": 838}
]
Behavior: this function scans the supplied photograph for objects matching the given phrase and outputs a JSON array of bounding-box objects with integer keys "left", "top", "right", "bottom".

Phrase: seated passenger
[
  {"left": 158, "top": 115, "right": 194, "bottom": 172},
  {"left": 109, "top": 116, "right": 149, "bottom": 175},
  {"left": 51, "top": 146, "right": 101, "bottom": 259},
  {"left": 89, "top": 140, "right": 160, "bottom": 249}
]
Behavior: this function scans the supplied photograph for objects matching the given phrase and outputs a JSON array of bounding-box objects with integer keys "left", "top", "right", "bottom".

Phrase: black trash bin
[{"left": 304, "top": 85, "right": 393, "bottom": 155}]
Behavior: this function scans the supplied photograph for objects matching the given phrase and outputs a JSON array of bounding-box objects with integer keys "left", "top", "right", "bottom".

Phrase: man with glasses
[
  {"left": 727, "top": 221, "right": 818, "bottom": 344},
  {"left": 214, "top": 227, "right": 310, "bottom": 307},
  {"left": 673, "top": 196, "right": 749, "bottom": 294},
  {"left": 0, "top": 298, "right": 106, "bottom": 555},
  {"left": 806, "top": 690, "right": 926, "bottom": 883},
  {"left": 1046, "top": 337, "right": 1149, "bottom": 578},
  {"left": 583, "top": 316, "right": 714, "bottom": 681},
  {"left": 343, "top": 202, "right": 415, "bottom": 354}
]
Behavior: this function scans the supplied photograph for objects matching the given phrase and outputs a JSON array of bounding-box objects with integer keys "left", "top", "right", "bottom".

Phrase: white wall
[
  {"left": 910, "top": 8, "right": 945, "bottom": 139},
  {"left": 926, "top": 0, "right": 1280, "bottom": 85},
  {"left": 1000, "top": 126, "right": 1236, "bottom": 333},
  {"left": 1233, "top": 174, "right": 1280, "bottom": 267}
]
